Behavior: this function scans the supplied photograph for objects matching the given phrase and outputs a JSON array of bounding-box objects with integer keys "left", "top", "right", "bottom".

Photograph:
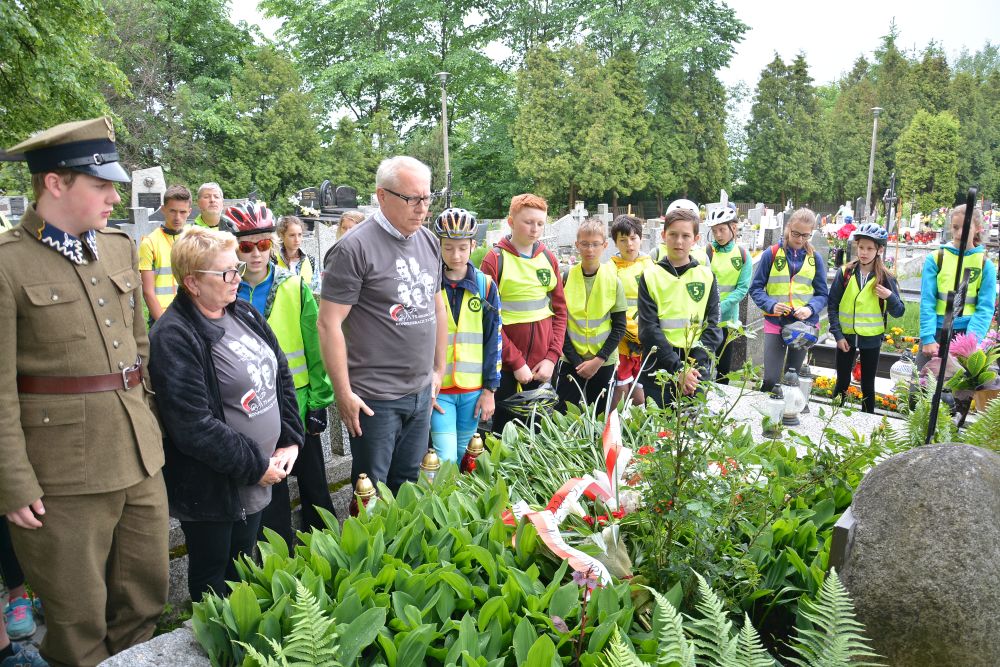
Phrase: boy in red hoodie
[{"left": 480, "top": 194, "right": 568, "bottom": 434}]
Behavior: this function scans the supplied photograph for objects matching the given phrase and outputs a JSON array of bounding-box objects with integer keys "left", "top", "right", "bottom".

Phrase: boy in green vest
[
  {"left": 431, "top": 208, "right": 502, "bottom": 464},
  {"left": 637, "top": 208, "right": 722, "bottom": 407},
  {"left": 918, "top": 204, "right": 997, "bottom": 366},
  {"left": 557, "top": 217, "right": 627, "bottom": 414},
  {"left": 480, "top": 194, "right": 567, "bottom": 434},
  {"left": 610, "top": 214, "right": 653, "bottom": 408}
]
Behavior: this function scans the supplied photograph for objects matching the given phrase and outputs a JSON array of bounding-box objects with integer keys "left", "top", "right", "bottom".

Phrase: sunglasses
[{"left": 238, "top": 239, "right": 273, "bottom": 253}]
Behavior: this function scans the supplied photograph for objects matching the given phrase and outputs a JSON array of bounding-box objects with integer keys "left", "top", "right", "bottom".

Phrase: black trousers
[
  {"left": 715, "top": 336, "right": 735, "bottom": 385},
  {"left": 0, "top": 517, "right": 25, "bottom": 589},
  {"left": 259, "top": 432, "right": 336, "bottom": 546},
  {"left": 556, "top": 362, "right": 615, "bottom": 415},
  {"left": 180, "top": 510, "right": 262, "bottom": 602},
  {"left": 833, "top": 343, "right": 880, "bottom": 413}
]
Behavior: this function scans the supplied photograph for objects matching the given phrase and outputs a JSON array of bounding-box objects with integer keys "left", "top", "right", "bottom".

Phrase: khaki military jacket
[{"left": 0, "top": 205, "right": 164, "bottom": 514}]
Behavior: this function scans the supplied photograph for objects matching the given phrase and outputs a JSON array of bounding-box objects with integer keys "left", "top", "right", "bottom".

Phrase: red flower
[
  {"left": 582, "top": 515, "right": 594, "bottom": 526},
  {"left": 596, "top": 515, "right": 608, "bottom": 525},
  {"left": 611, "top": 509, "right": 626, "bottom": 519},
  {"left": 852, "top": 361, "right": 862, "bottom": 382},
  {"left": 638, "top": 445, "right": 656, "bottom": 456}
]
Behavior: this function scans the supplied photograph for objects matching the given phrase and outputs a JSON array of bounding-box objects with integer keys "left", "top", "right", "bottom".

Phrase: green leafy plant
[
  {"left": 237, "top": 580, "right": 343, "bottom": 666},
  {"left": 963, "top": 396, "right": 1000, "bottom": 449},
  {"left": 599, "top": 570, "right": 881, "bottom": 667}
]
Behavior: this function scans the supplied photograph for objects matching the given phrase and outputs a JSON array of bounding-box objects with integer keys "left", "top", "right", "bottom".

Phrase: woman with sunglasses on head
[
  {"left": 147, "top": 225, "right": 304, "bottom": 601},
  {"left": 226, "top": 204, "right": 336, "bottom": 548},
  {"left": 749, "top": 208, "right": 829, "bottom": 392}
]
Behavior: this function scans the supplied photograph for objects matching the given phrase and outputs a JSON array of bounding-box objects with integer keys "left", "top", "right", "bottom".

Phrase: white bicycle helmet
[
  {"left": 667, "top": 199, "right": 700, "bottom": 215},
  {"left": 706, "top": 205, "right": 737, "bottom": 227}
]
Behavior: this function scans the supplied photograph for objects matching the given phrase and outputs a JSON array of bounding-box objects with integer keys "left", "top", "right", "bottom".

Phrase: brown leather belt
[{"left": 17, "top": 359, "right": 143, "bottom": 394}]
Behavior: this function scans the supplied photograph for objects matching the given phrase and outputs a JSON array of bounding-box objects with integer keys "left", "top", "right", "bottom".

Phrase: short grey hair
[
  {"left": 197, "top": 182, "right": 224, "bottom": 198},
  {"left": 375, "top": 156, "right": 431, "bottom": 190}
]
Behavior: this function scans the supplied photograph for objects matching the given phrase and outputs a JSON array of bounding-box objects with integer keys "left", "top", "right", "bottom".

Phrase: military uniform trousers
[{"left": 9, "top": 472, "right": 168, "bottom": 667}]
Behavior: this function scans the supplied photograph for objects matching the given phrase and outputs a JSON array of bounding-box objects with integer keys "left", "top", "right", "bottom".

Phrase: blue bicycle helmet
[
  {"left": 844, "top": 215, "right": 854, "bottom": 223},
  {"left": 781, "top": 321, "right": 818, "bottom": 350},
  {"left": 850, "top": 222, "right": 888, "bottom": 247}
]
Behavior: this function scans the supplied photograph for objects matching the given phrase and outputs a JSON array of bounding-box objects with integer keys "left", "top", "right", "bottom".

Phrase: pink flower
[{"left": 951, "top": 332, "right": 979, "bottom": 359}]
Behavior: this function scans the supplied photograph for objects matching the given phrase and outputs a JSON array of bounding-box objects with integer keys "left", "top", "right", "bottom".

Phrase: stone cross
[{"left": 118, "top": 207, "right": 160, "bottom": 248}]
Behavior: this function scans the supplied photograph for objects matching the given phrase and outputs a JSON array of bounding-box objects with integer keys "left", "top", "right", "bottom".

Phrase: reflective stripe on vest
[
  {"left": 442, "top": 282, "right": 487, "bottom": 390},
  {"left": 267, "top": 277, "right": 310, "bottom": 388},
  {"left": 565, "top": 263, "right": 618, "bottom": 356},
  {"left": 765, "top": 246, "right": 816, "bottom": 309},
  {"left": 143, "top": 229, "right": 178, "bottom": 308},
  {"left": 936, "top": 251, "right": 984, "bottom": 317},
  {"left": 642, "top": 263, "right": 715, "bottom": 350},
  {"left": 840, "top": 270, "right": 885, "bottom": 336},
  {"left": 709, "top": 244, "right": 744, "bottom": 299},
  {"left": 498, "top": 250, "right": 556, "bottom": 324}
]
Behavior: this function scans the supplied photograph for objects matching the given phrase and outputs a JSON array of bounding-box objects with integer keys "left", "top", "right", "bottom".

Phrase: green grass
[{"left": 887, "top": 300, "right": 921, "bottom": 337}]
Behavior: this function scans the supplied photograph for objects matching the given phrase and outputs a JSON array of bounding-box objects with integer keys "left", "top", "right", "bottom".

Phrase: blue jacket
[
  {"left": 237, "top": 264, "right": 275, "bottom": 316},
  {"left": 828, "top": 264, "right": 905, "bottom": 350},
  {"left": 919, "top": 244, "right": 997, "bottom": 344},
  {"left": 442, "top": 262, "right": 502, "bottom": 392},
  {"left": 709, "top": 239, "right": 753, "bottom": 324},
  {"left": 749, "top": 243, "right": 829, "bottom": 327}
]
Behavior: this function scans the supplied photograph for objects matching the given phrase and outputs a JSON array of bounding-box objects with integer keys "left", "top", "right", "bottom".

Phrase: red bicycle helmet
[{"left": 224, "top": 202, "right": 275, "bottom": 237}]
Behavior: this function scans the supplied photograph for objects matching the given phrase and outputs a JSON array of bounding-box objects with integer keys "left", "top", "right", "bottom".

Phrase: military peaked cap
[{"left": 2, "top": 116, "right": 129, "bottom": 183}]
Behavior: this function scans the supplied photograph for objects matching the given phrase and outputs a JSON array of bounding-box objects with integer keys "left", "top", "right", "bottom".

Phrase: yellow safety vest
[
  {"left": 936, "top": 251, "right": 985, "bottom": 317},
  {"left": 708, "top": 244, "right": 745, "bottom": 301},
  {"left": 642, "top": 263, "right": 715, "bottom": 350},
  {"left": 839, "top": 269, "right": 885, "bottom": 336},
  {"left": 276, "top": 249, "right": 314, "bottom": 288},
  {"left": 657, "top": 243, "right": 708, "bottom": 266},
  {"left": 765, "top": 246, "right": 816, "bottom": 310},
  {"left": 140, "top": 227, "right": 178, "bottom": 309},
  {"left": 267, "top": 276, "right": 309, "bottom": 388},
  {"left": 614, "top": 256, "right": 652, "bottom": 344},
  {"left": 441, "top": 280, "right": 489, "bottom": 390},
  {"left": 498, "top": 250, "right": 556, "bottom": 325},
  {"left": 565, "top": 263, "right": 619, "bottom": 358}
]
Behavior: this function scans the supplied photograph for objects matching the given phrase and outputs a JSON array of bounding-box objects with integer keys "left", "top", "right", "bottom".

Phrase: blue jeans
[
  {"left": 350, "top": 385, "right": 432, "bottom": 494},
  {"left": 431, "top": 390, "right": 482, "bottom": 463}
]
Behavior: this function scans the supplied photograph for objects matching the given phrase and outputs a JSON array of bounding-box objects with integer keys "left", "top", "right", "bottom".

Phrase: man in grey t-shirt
[{"left": 319, "top": 156, "right": 446, "bottom": 494}]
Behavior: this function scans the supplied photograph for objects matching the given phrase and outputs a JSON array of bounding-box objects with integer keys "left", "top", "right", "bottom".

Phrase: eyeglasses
[
  {"left": 383, "top": 187, "right": 437, "bottom": 207},
  {"left": 576, "top": 242, "right": 605, "bottom": 250},
  {"left": 789, "top": 230, "right": 814, "bottom": 240},
  {"left": 196, "top": 262, "right": 247, "bottom": 284},
  {"left": 238, "top": 239, "right": 272, "bottom": 253}
]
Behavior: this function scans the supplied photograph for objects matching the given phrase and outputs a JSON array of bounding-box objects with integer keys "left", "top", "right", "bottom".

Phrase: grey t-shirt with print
[
  {"left": 211, "top": 312, "right": 282, "bottom": 515},
  {"left": 321, "top": 218, "right": 442, "bottom": 401}
]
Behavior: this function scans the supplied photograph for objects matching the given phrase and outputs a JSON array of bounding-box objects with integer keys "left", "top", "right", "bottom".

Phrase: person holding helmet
[
  {"left": 749, "top": 208, "right": 828, "bottom": 392},
  {"left": 828, "top": 222, "right": 903, "bottom": 413},
  {"left": 652, "top": 199, "right": 709, "bottom": 265},
  {"left": 705, "top": 203, "right": 752, "bottom": 383},
  {"left": 226, "top": 203, "right": 335, "bottom": 544},
  {"left": 431, "top": 208, "right": 501, "bottom": 464}
]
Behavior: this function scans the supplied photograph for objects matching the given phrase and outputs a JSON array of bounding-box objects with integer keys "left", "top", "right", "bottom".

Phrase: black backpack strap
[
  {"left": 706, "top": 245, "right": 715, "bottom": 263},
  {"left": 493, "top": 247, "right": 504, "bottom": 286}
]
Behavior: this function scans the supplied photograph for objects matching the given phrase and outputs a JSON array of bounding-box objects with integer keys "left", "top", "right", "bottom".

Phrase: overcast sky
[{"left": 229, "top": 0, "right": 996, "bottom": 90}]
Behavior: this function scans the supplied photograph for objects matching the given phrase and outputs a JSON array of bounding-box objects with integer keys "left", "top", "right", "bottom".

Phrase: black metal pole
[{"left": 926, "top": 187, "right": 978, "bottom": 444}]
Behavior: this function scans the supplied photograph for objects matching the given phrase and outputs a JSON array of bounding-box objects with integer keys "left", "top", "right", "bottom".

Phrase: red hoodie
[{"left": 479, "top": 237, "right": 568, "bottom": 373}]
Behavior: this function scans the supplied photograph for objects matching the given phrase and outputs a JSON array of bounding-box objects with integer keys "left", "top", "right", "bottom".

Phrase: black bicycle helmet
[
  {"left": 500, "top": 383, "right": 559, "bottom": 418},
  {"left": 433, "top": 207, "right": 477, "bottom": 239}
]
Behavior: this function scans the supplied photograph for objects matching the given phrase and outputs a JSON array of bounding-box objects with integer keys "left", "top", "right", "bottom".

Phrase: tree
[
  {"left": 646, "top": 63, "right": 697, "bottom": 212},
  {"left": 896, "top": 110, "right": 960, "bottom": 212},
  {"left": 824, "top": 57, "right": 877, "bottom": 204},
  {"left": 869, "top": 22, "right": 915, "bottom": 201},
  {"left": 0, "top": 0, "right": 126, "bottom": 146},
  {"left": 908, "top": 43, "right": 950, "bottom": 114}
]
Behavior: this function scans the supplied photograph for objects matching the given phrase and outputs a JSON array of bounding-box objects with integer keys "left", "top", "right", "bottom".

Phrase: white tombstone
[{"left": 131, "top": 167, "right": 166, "bottom": 212}]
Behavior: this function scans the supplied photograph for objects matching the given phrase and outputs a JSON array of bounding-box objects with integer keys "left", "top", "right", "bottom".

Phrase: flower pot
[{"left": 973, "top": 388, "right": 1000, "bottom": 412}]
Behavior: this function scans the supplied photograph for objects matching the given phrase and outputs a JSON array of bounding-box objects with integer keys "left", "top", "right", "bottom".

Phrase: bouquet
[{"left": 945, "top": 332, "right": 1000, "bottom": 392}]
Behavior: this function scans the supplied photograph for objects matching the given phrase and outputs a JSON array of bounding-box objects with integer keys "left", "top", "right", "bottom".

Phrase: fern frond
[
  {"left": 685, "top": 573, "right": 737, "bottom": 665},
  {"left": 890, "top": 389, "right": 955, "bottom": 448},
  {"left": 643, "top": 586, "right": 694, "bottom": 667},
  {"left": 237, "top": 637, "right": 287, "bottom": 667},
  {"left": 734, "top": 613, "right": 778, "bottom": 666},
  {"left": 784, "top": 569, "right": 884, "bottom": 667},
  {"left": 964, "top": 396, "right": 1000, "bottom": 449},
  {"left": 280, "top": 580, "right": 342, "bottom": 667},
  {"left": 600, "top": 626, "right": 649, "bottom": 667}
]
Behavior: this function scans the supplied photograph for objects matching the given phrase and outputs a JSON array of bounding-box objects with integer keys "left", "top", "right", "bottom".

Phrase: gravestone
[
  {"left": 335, "top": 185, "right": 358, "bottom": 208},
  {"left": 6, "top": 195, "right": 27, "bottom": 220},
  {"left": 839, "top": 444, "right": 1000, "bottom": 666},
  {"left": 118, "top": 207, "right": 160, "bottom": 247},
  {"left": 595, "top": 203, "right": 614, "bottom": 227},
  {"left": 855, "top": 196, "right": 866, "bottom": 221},
  {"left": 131, "top": 167, "right": 166, "bottom": 212},
  {"left": 812, "top": 229, "right": 830, "bottom": 263},
  {"left": 296, "top": 187, "right": 319, "bottom": 210}
]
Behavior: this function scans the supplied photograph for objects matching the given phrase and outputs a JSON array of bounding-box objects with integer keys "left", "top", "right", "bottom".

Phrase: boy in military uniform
[{"left": 0, "top": 118, "right": 168, "bottom": 667}]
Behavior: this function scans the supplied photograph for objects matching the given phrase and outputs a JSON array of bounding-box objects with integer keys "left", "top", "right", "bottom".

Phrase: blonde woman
[{"left": 148, "top": 226, "right": 303, "bottom": 601}]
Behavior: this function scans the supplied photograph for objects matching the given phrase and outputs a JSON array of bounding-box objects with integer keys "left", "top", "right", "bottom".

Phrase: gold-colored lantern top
[
  {"left": 467, "top": 433, "right": 484, "bottom": 457},
  {"left": 354, "top": 473, "right": 376, "bottom": 500},
  {"left": 420, "top": 447, "right": 441, "bottom": 472}
]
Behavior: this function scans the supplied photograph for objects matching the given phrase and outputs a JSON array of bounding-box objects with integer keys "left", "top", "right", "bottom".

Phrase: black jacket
[
  {"left": 637, "top": 257, "right": 722, "bottom": 376},
  {"left": 148, "top": 290, "right": 304, "bottom": 521}
]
